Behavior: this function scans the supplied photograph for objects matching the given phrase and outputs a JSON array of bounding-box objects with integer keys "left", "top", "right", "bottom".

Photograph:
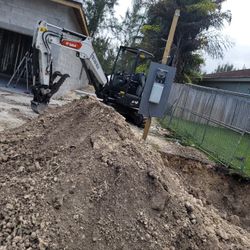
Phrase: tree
[
  {"left": 141, "top": 0, "right": 232, "bottom": 82},
  {"left": 214, "top": 63, "right": 236, "bottom": 73},
  {"left": 113, "top": 0, "right": 149, "bottom": 46},
  {"left": 82, "top": 0, "right": 118, "bottom": 73},
  {"left": 84, "top": 0, "right": 150, "bottom": 73},
  {"left": 93, "top": 37, "right": 116, "bottom": 74},
  {"left": 83, "top": 0, "right": 118, "bottom": 37}
]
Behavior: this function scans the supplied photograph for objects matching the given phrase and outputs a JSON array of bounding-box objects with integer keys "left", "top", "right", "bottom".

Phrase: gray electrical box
[{"left": 139, "top": 62, "right": 176, "bottom": 118}]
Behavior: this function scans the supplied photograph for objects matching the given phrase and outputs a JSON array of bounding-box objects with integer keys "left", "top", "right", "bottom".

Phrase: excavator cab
[
  {"left": 109, "top": 46, "right": 153, "bottom": 92},
  {"left": 102, "top": 46, "right": 154, "bottom": 126}
]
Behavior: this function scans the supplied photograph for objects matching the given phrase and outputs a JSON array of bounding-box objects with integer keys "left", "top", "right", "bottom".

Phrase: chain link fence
[{"left": 161, "top": 83, "right": 250, "bottom": 177}]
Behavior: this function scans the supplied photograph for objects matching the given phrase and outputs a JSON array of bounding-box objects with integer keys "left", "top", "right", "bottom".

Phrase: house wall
[
  {"left": 202, "top": 81, "right": 250, "bottom": 95},
  {"left": 0, "top": 0, "right": 88, "bottom": 97}
]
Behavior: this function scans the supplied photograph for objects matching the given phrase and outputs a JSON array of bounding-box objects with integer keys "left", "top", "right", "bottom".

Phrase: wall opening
[
  {"left": 0, "top": 28, "right": 32, "bottom": 91},
  {"left": 0, "top": 28, "right": 32, "bottom": 76}
]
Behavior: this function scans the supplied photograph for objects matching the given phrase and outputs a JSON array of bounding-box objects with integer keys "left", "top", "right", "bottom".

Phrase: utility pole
[{"left": 142, "top": 9, "right": 180, "bottom": 141}]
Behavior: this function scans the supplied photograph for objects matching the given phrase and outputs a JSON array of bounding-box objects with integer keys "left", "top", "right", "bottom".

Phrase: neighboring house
[
  {"left": 201, "top": 69, "right": 250, "bottom": 95},
  {"left": 0, "top": 0, "right": 89, "bottom": 97}
]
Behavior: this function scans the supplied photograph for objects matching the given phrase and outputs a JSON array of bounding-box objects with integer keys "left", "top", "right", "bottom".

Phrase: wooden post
[
  {"left": 142, "top": 118, "right": 152, "bottom": 140},
  {"left": 162, "top": 9, "right": 180, "bottom": 65},
  {"left": 142, "top": 9, "right": 180, "bottom": 140}
]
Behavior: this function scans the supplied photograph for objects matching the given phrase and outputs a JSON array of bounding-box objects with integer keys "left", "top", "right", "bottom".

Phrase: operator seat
[{"left": 133, "top": 73, "right": 146, "bottom": 97}]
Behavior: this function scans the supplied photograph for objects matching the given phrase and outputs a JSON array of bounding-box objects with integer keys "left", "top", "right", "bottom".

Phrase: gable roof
[
  {"left": 205, "top": 69, "right": 250, "bottom": 79},
  {"left": 51, "top": 0, "right": 89, "bottom": 35}
]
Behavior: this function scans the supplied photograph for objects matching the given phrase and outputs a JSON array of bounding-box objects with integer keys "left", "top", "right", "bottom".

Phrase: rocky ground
[{"left": 0, "top": 97, "right": 249, "bottom": 250}]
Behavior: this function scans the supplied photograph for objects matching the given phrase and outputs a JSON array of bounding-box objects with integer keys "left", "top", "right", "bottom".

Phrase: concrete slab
[
  {"left": 0, "top": 89, "right": 36, "bottom": 132},
  {"left": 0, "top": 88, "right": 69, "bottom": 132}
]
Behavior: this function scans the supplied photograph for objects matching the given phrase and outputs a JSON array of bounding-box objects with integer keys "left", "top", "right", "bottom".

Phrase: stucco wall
[{"left": 0, "top": 0, "right": 88, "bottom": 97}]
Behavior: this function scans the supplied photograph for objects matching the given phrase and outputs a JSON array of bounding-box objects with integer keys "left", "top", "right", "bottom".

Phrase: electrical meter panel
[
  {"left": 139, "top": 62, "right": 176, "bottom": 118},
  {"left": 149, "top": 69, "right": 168, "bottom": 104}
]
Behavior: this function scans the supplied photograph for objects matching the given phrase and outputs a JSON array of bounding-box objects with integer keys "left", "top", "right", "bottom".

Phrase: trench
[{"left": 161, "top": 152, "right": 250, "bottom": 231}]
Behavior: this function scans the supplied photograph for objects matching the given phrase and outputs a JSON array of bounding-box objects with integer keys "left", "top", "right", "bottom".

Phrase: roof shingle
[{"left": 205, "top": 69, "right": 250, "bottom": 79}]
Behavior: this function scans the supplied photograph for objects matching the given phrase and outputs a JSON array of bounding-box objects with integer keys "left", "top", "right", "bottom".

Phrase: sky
[
  {"left": 204, "top": 0, "right": 250, "bottom": 73},
  {"left": 114, "top": 1, "right": 131, "bottom": 20},
  {"left": 115, "top": 0, "right": 250, "bottom": 73}
]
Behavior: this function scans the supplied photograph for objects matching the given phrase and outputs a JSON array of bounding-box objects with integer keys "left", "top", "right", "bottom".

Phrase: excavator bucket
[{"left": 31, "top": 101, "right": 48, "bottom": 114}]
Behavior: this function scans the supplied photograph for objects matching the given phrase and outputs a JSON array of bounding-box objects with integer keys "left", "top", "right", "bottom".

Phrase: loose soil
[
  {"left": 162, "top": 154, "right": 250, "bottom": 231},
  {"left": 0, "top": 97, "right": 249, "bottom": 250}
]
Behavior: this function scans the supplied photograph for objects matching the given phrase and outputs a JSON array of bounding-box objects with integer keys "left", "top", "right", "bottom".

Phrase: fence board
[
  {"left": 163, "top": 83, "right": 250, "bottom": 176},
  {"left": 168, "top": 83, "right": 250, "bottom": 132}
]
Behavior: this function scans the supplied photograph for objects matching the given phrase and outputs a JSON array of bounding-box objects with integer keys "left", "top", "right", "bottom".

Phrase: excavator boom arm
[{"left": 31, "top": 20, "right": 107, "bottom": 113}]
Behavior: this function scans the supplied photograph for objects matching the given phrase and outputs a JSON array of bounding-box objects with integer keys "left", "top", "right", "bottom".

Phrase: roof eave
[
  {"left": 203, "top": 77, "right": 250, "bottom": 83},
  {"left": 50, "top": 0, "right": 89, "bottom": 35}
]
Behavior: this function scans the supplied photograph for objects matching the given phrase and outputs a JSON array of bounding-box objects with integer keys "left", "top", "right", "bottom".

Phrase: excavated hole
[{"left": 161, "top": 153, "right": 250, "bottom": 231}]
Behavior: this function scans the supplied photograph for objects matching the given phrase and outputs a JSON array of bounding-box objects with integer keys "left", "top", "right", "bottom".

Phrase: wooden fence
[{"left": 168, "top": 83, "right": 250, "bottom": 133}]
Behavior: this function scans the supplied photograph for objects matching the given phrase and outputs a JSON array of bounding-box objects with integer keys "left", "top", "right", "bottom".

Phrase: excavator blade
[{"left": 31, "top": 101, "right": 48, "bottom": 114}]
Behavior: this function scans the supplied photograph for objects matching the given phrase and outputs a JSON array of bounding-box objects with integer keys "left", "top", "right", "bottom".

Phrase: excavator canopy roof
[{"left": 120, "top": 46, "right": 154, "bottom": 59}]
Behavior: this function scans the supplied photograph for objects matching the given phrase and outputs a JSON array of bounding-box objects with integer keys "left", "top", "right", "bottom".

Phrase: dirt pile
[{"left": 0, "top": 97, "right": 250, "bottom": 250}]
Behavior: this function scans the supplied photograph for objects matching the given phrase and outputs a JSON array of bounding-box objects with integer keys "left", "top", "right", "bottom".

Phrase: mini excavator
[{"left": 31, "top": 21, "right": 154, "bottom": 126}]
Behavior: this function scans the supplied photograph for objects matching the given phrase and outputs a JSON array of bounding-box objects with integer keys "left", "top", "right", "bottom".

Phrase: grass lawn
[{"left": 160, "top": 116, "right": 250, "bottom": 177}]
